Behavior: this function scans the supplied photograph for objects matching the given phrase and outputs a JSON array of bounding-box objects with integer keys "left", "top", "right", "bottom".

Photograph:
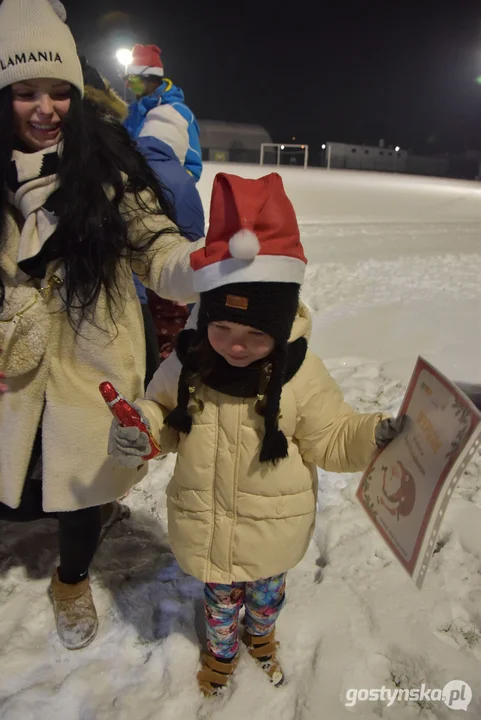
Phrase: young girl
[{"left": 110, "top": 172, "right": 402, "bottom": 695}]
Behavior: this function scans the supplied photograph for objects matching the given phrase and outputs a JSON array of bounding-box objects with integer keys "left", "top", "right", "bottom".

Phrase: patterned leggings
[{"left": 204, "top": 573, "right": 286, "bottom": 659}]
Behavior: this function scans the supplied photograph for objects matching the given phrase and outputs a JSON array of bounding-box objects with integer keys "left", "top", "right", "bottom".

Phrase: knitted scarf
[
  {"left": 7, "top": 145, "right": 63, "bottom": 279},
  {"left": 165, "top": 328, "right": 308, "bottom": 465}
]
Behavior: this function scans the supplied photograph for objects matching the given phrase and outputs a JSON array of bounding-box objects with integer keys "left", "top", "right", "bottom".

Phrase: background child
[
  {"left": 109, "top": 172, "right": 402, "bottom": 696},
  {"left": 123, "top": 44, "right": 205, "bottom": 372}
]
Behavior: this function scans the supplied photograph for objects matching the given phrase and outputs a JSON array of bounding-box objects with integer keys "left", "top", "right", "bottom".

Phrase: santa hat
[
  {"left": 0, "top": 0, "right": 83, "bottom": 96},
  {"left": 126, "top": 44, "right": 164, "bottom": 78},
  {"left": 191, "top": 172, "right": 307, "bottom": 293},
  {"left": 165, "top": 173, "right": 308, "bottom": 465}
]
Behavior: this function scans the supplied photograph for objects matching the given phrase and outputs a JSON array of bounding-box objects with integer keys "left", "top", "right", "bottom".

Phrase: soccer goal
[{"left": 260, "top": 143, "right": 309, "bottom": 169}]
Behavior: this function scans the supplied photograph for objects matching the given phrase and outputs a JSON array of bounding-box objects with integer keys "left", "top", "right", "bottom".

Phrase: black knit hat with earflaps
[{"left": 164, "top": 281, "right": 301, "bottom": 464}]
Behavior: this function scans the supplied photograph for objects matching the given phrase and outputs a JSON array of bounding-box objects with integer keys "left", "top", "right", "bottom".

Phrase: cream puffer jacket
[{"left": 139, "top": 303, "right": 385, "bottom": 584}]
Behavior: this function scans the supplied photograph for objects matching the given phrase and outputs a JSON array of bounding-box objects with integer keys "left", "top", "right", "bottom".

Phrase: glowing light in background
[{"left": 116, "top": 48, "right": 133, "bottom": 67}]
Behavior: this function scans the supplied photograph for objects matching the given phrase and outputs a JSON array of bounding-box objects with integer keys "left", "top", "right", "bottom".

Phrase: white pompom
[
  {"left": 229, "top": 229, "right": 260, "bottom": 260},
  {"left": 47, "top": 0, "right": 67, "bottom": 21}
]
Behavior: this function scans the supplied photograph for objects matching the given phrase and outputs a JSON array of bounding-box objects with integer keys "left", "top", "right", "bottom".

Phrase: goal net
[{"left": 260, "top": 143, "right": 309, "bottom": 169}]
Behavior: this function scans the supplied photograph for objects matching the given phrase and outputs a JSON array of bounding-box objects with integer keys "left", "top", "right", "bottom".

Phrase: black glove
[{"left": 375, "top": 416, "right": 406, "bottom": 449}]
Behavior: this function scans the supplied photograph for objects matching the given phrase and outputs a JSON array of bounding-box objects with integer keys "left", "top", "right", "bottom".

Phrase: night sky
[{"left": 64, "top": 0, "right": 481, "bottom": 156}]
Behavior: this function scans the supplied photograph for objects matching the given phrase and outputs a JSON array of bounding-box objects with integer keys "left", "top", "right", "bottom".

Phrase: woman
[{"left": 0, "top": 0, "right": 200, "bottom": 650}]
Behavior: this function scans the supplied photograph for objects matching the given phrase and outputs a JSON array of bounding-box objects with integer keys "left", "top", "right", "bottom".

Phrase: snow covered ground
[{"left": 1, "top": 165, "right": 481, "bottom": 719}]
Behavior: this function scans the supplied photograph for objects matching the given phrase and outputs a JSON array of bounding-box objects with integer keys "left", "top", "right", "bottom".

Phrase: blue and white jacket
[
  {"left": 131, "top": 139, "right": 205, "bottom": 304},
  {"left": 137, "top": 137, "right": 204, "bottom": 242},
  {"left": 125, "top": 80, "right": 203, "bottom": 182}
]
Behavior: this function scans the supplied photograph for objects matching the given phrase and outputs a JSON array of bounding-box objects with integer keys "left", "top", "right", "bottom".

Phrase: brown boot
[
  {"left": 197, "top": 651, "right": 239, "bottom": 697},
  {"left": 242, "top": 628, "right": 284, "bottom": 686},
  {"left": 49, "top": 570, "right": 98, "bottom": 650}
]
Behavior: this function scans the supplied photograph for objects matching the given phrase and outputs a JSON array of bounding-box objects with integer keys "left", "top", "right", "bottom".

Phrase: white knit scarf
[{"left": 8, "top": 144, "right": 61, "bottom": 268}]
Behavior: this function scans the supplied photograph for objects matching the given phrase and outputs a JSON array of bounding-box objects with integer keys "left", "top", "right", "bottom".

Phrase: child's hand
[
  {"left": 375, "top": 416, "right": 406, "bottom": 449},
  {"left": 108, "top": 403, "right": 152, "bottom": 468},
  {"left": 108, "top": 421, "right": 151, "bottom": 467}
]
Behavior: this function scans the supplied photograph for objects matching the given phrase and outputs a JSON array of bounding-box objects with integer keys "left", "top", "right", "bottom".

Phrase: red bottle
[{"left": 99, "top": 382, "right": 161, "bottom": 461}]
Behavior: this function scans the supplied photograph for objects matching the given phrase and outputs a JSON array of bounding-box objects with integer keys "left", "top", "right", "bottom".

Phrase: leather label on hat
[{"left": 226, "top": 294, "right": 248, "bottom": 310}]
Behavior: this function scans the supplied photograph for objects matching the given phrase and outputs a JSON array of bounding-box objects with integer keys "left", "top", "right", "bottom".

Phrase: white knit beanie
[{"left": 0, "top": 0, "right": 83, "bottom": 96}]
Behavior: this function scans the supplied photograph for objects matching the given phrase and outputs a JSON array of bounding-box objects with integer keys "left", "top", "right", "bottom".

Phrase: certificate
[{"left": 356, "top": 357, "right": 481, "bottom": 588}]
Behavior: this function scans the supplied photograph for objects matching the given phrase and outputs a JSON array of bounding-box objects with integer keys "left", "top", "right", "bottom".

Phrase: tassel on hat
[
  {"left": 0, "top": 0, "right": 83, "bottom": 95},
  {"left": 258, "top": 345, "right": 290, "bottom": 464},
  {"left": 166, "top": 172, "right": 307, "bottom": 465},
  {"left": 164, "top": 364, "right": 195, "bottom": 435}
]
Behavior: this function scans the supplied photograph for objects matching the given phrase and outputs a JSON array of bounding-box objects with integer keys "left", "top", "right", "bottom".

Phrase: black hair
[{"left": 0, "top": 85, "right": 178, "bottom": 333}]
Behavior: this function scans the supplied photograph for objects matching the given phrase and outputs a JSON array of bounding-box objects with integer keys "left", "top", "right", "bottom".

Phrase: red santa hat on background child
[
  {"left": 126, "top": 44, "right": 164, "bottom": 78},
  {"left": 165, "top": 172, "right": 308, "bottom": 464}
]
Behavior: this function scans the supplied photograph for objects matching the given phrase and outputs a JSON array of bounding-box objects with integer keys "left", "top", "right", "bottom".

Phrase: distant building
[
  {"left": 449, "top": 151, "right": 480, "bottom": 180},
  {"left": 405, "top": 154, "right": 448, "bottom": 177},
  {"left": 198, "top": 120, "right": 272, "bottom": 164},
  {"left": 324, "top": 141, "right": 407, "bottom": 172},
  {"left": 322, "top": 141, "right": 458, "bottom": 178}
]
